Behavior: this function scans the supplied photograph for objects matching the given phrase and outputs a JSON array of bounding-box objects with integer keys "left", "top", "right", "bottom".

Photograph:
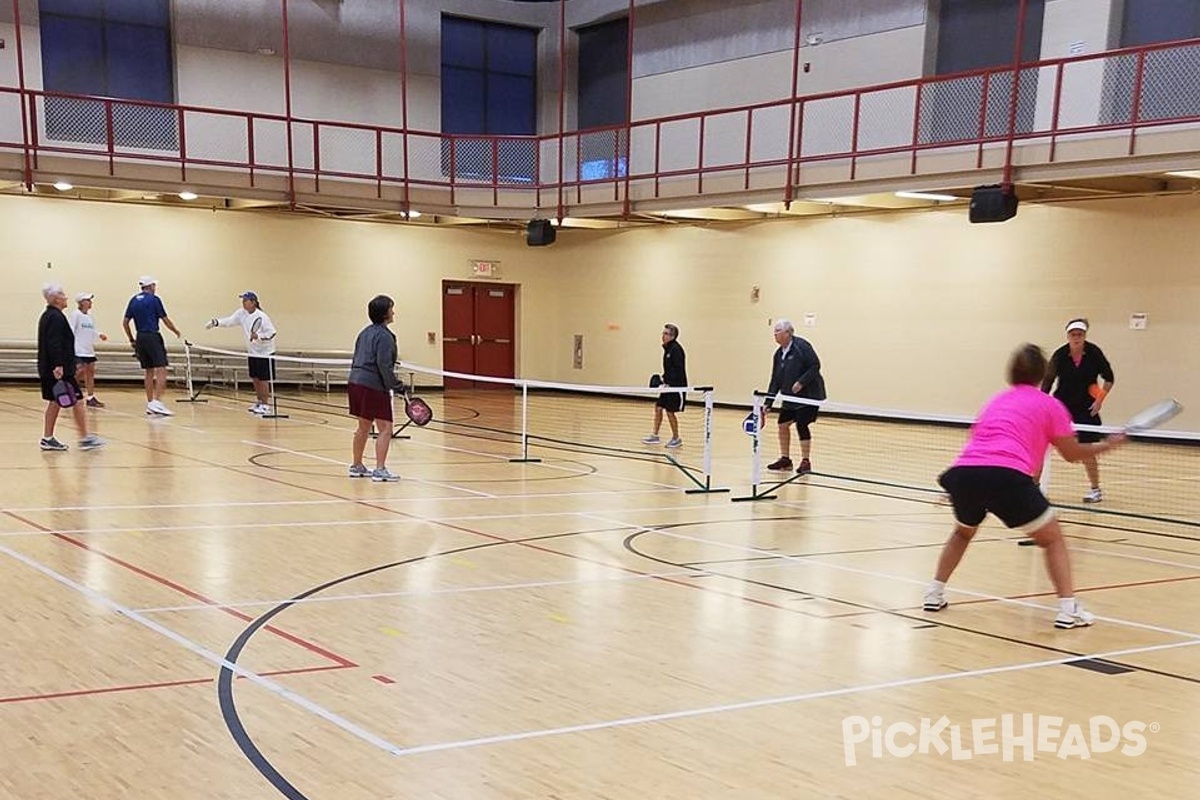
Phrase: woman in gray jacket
[{"left": 347, "top": 295, "right": 406, "bottom": 482}]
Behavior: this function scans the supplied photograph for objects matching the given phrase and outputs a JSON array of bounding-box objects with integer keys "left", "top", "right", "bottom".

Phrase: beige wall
[{"left": 2, "top": 192, "right": 1197, "bottom": 429}]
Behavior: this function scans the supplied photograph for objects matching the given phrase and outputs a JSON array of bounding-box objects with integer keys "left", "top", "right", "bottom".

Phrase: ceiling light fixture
[
  {"left": 406, "top": 209, "right": 421, "bottom": 219},
  {"left": 53, "top": 181, "right": 73, "bottom": 191},
  {"left": 895, "top": 190, "right": 959, "bottom": 202},
  {"left": 178, "top": 191, "right": 199, "bottom": 201}
]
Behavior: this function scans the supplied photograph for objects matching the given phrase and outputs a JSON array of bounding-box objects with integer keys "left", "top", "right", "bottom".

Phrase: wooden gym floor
[{"left": 0, "top": 384, "right": 1196, "bottom": 799}]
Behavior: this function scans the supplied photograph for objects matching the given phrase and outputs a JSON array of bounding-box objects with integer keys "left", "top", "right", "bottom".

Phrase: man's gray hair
[
  {"left": 42, "top": 283, "right": 65, "bottom": 301},
  {"left": 773, "top": 318, "right": 794, "bottom": 334}
]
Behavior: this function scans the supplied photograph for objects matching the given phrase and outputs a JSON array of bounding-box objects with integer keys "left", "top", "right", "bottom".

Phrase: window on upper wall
[
  {"left": 1106, "top": 0, "right": 1200, "bottom": 124},
  {"left": 920, "top": 0, "right": 1045, "bottom": 146},
  {"left": 577, "top": 17, "right": 628, "bottom": 181},
  {"left": 441, "top": 15, "right": 538, "bottom": 183},
  {"left": 39, "top": 0, "right": 176, "bottom": 150}
]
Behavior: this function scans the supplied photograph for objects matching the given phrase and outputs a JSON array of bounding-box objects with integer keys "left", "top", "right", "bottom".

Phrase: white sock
[
  {"left": 1058, "top": 597, "right": 1077, "bottom": 614},
  {"left": 928, "top": 579, "right": 946, "bottom": 594}
]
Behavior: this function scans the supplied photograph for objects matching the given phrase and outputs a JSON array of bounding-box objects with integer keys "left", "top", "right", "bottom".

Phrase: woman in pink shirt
[{"left": 924, "top": 344, "right": 1126, "bottom": 629}]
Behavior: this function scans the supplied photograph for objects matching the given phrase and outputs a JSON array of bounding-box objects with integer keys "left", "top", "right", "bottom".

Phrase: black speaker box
[
  {"left": 969, "top": 184, "right": 1018, "bottom": 224},
  {"left": 526, "top": 219, "right": 556, "bottom": 246}
]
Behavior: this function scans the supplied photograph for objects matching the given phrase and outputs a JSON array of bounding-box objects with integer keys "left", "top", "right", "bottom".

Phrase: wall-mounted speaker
[
  {"left": 526, "top": 219, "right": 556, "bottom": 246},
  {"left": 969, "top": 184, "right": 1019, "bottom": 224}
]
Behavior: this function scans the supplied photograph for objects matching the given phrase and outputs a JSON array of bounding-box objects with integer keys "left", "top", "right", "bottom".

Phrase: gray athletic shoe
[
  {"left": 78, "top": 435, "right": 106, "bottom": 451},
  {"left": 347, "top": 463, "right": 370, "bottom": 478},
  {"left": 371, "top": 468, "right": 400, "bottom": 483},
  {"left": 40, "top": 437, "right": 68, "bottom": 451}
]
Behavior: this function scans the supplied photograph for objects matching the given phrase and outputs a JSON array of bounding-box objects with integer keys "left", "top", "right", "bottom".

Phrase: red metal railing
[{"left": 2, "top": 36, "right": 1200, "bottom": 213}]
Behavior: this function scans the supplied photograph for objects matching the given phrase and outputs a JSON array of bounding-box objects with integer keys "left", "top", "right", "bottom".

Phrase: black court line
[
  {"left": 1067, "top": 658, "right": 1137, "bottom": 675},
  {"left": 619, "top": 528, "right": 1200, "bottom": 686}
]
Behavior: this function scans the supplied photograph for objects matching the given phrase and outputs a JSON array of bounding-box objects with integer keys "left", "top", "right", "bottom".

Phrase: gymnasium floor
[{"left": 0, "top": 385, "right": 1196, "bottom": 799}]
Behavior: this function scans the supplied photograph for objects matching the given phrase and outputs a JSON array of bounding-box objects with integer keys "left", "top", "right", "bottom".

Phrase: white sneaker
[
  {"left": 1083, "top": 488, "right": 1103, "bottom": 504},
  {"left": 923, "top": 587, "right": 947, "bottom": 612},
  {"left": 251, "top": 403, "right": 271, "bottom": 415},
  {"left": 1054, "top": 600, "right": 1096, "bottom": 629},
  {"left": 149, "top": 400, "right": 174, "bottom": 416},
  {"left": 370, "top": 468, "right": 400, "bottom": 482}
]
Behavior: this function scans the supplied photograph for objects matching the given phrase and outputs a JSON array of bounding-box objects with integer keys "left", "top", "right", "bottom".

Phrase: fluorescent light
[
  {"left": 1166, "top": 171, "right": 1200, "bottom": 179},
  {"left": 53, "top": 181, "right": 73, "bottom": 191},
  {"left": 895, "top": 190, "right": 959, "bottom": 202},
  {"left": 406, "top": 209, "right": 421, "bottom": 219},
  {"left": 178, "top": 191, "right": 198, "bottom": 201}
]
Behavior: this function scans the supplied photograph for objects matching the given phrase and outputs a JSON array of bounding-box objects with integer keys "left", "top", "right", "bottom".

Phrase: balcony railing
[{"left": 2, "top": 36, "right": 1200, "bottom": 213}]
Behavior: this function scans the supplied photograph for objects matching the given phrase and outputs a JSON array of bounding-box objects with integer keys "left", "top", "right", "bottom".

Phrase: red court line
[
  {"left": 0, "top": 663, "right": 351, "bottom": 705},
  {"left": 2, "top": 510, "right": 357, "bottom": 669}
]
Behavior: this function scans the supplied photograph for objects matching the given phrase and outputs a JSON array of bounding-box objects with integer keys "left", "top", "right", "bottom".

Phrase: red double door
[{"left": 441, "top": 282, "right": 516, "bottom": 389}]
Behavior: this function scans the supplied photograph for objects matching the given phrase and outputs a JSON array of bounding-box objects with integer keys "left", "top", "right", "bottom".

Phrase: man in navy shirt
[{"left": 122, "top": 276, "right": 182, "bottom": 416}]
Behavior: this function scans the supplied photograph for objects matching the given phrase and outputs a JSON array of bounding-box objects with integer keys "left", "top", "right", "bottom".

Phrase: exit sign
[{"left": 471, "top": 260, "right": 500, "bottom": 278}]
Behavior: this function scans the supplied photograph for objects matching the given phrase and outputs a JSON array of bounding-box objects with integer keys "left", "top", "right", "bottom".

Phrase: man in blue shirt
[{"left": 122, "top": 276, "right": 182, "bottom": 416}]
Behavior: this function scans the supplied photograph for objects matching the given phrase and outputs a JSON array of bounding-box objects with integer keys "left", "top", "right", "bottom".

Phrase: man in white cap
[
  {"left": 69, "top": 292, "right": 107, "bottom": 408},
  {"left": 122, "top": 276, "right": 182, "bottom": 416},
  {"left": 205, "top": 291, "right": 278, "bottom": 414}
]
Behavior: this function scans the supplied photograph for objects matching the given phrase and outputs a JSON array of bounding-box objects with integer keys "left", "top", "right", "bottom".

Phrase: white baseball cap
[
  {"left": 76, "top": 292, "right": 95, "bottom": 303},
  {"left": 138, "top": 275, "right": 158, "bottom": 287},
  {"left": 1065, "top": 320, "right": 1088, "bottom": 333}
]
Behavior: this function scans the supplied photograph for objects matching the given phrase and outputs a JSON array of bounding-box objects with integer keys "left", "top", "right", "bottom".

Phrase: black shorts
[
  {"left": 248, "top": 356, "right": 276, "bottom": 381},
  {"left": 656, "top": 388, "right": 685, "bottom": 413},
  {"left": 135, "top": 331, "right": 168, "bottom": 370},
  {"left": 778, "top": 404, "right": 819, "bottom": 427},
  {"left": 1068, "top": 405, "right": 1103, "bottom": 444},
  {"left": 40, "top": 373, "right": 80, "bottom": 402},
  {"left": 76, "top": 356, "right": 97, "bottom": 365},
  {"left": 938, "top": 466, "right": 1054, "bottom": 533}
]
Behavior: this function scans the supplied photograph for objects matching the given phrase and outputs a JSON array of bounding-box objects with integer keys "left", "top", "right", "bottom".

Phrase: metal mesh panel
[
  {"left": 1139, "top": 44, "right": 1200, "bottom": 122},
  {"left": 918, "top": 74, "right": 985, "bottom": 145},
  {"left": 747, "top": 104, "right": 791, "bottom": 165},
  {"left": 43, "top": 97, "right": 178, "bottom": 151},
  {"left": 800, "top": 94, "right": 855, "bottom": 157},
  {"left": 0, "top": 91, "right": 25, "bottom": 146},
  {"left": 318, "top": 124, "right": 376, "bottom": 178},
  {"left": 290, "top": 122, "right": 314, "bottom": 171},
  {"left": 405, "top": 132, "right": 443, "bottom": 185},
  {"left": 496, "top": 139, "right": 536, "bottom": 183},
  {"left": 250, "top": 118, "right": 289, "bottom": 170},
  {"left": 656, "top": 118, "right": 700, "bottom": 173},
  {"left": 701, "top": 111, "right": 749, "bottom": 168},
  {"left": 857, "top": 86, "right": 917, "bottom": 152},
  {"left": 1096, "top": 52, "right": 1138, "bottom": 127},
  {"left": 183, "top": 111, "right": 248, "bottom": 164},
  {"left": 440, "top": 138, "right": 534, "bottom": 183},
  {"left": 577, "top": 129, "right": 626, "bottom": 181}
]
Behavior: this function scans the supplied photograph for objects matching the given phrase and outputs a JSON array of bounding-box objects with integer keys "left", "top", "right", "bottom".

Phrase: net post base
[
  {"left": 685, "top": 487, "right": 730, "bottom": 495},
  {"left": 509, "top": 457, "right": 542, "bottom": 463}
]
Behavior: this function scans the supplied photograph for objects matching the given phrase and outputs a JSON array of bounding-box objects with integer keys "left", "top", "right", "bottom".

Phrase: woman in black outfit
[{"left": 1041, "top": 318, "right": 1114, "bottom": 503}]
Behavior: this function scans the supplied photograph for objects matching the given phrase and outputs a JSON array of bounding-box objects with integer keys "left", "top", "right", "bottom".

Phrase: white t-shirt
[
  {"left": 215, "top": 307, "right": 277, "bottom": 356},
  {"left": 69, "top": 309, "right": 101, "bottom": 357}
]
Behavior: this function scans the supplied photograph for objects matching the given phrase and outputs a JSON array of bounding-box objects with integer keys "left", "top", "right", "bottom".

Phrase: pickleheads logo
[{"left": 842, "top": 714, "right": 1157, "bottom": 766}]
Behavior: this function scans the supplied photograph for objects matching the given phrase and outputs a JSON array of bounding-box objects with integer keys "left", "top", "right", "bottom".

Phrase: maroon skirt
[{"left": 347, "top": 382, "right": 393, "bottom": 422}]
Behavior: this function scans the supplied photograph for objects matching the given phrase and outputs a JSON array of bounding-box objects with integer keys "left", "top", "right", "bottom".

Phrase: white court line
[
  {"left": 388, "top": 637, "right": 1200, "bottom": 758},
  {"left": 580, "top": 513, "right": 1200, "bottom": 640},
  {"left": 243, "top": 440, "right": 497, "bottom": 499},
  {"left": 1073, "top": 546, "right": 1200, "bottom": 572},
  {"left": 130, "top": 534, "right": 1021, "bottom": 614},
  {"left": 403, "top": 437, "right": 689, "bottom": 491},
  {"left": 0, "top": 541, "right": 406, "bottom": 756},
  {"left": 0, "top": 487, "right": 680, "bottom": 514}
]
